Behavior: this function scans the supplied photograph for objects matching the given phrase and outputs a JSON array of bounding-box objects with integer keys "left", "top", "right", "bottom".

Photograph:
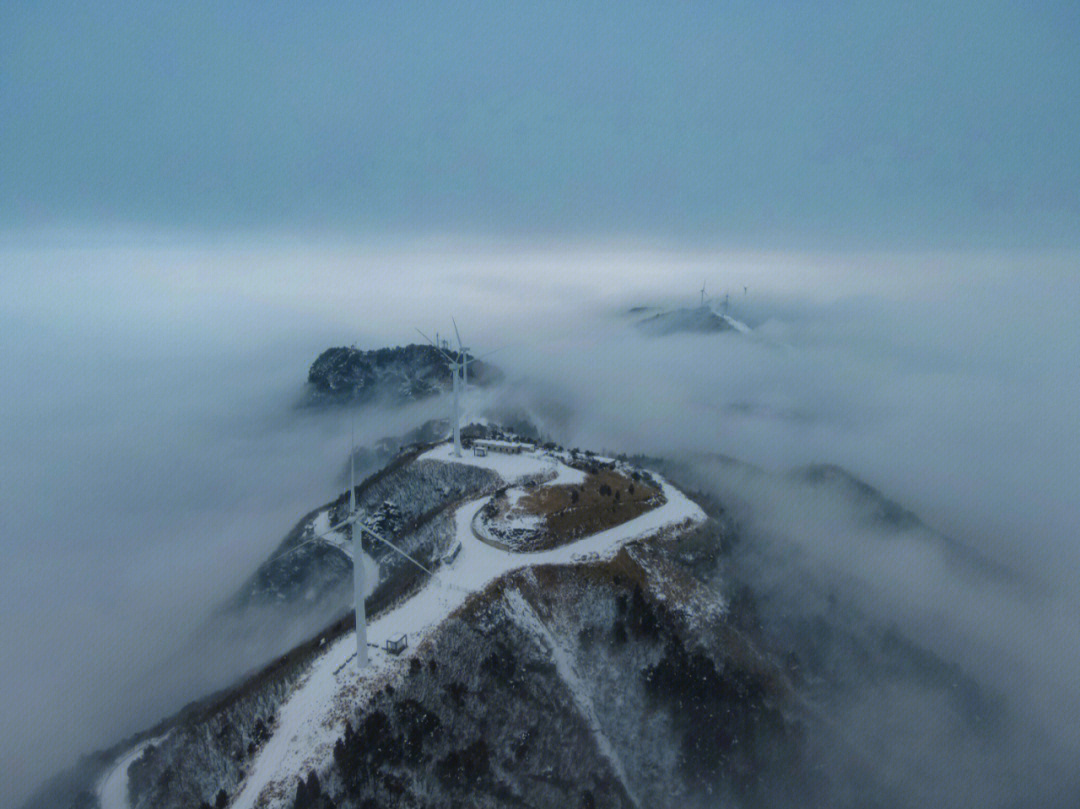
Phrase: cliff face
[{"left": 305, "top": 344, "right": 500, "bottom": 405}]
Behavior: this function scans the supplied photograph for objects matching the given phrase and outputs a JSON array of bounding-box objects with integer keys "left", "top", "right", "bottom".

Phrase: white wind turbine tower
[
  {"left": 416, "top": 321, "right": 466, "bottom": 457},
  {"left": 417, "top": 318, "right": 502, "bottom": 458},
  {"left": 346, "top": 444, "right": 369, "bottom": 666},
  {"left": 451, "top": 317, "right": 474, "bottom": 392},
  {"left": 460, "top": 339, "right": 471, "bottom": 388},
  {"left": 317, "top": 440, "right": 441, "bottom": 669},
  {"left": 449, "top": 318, "right": 506, "bottom": 394},
  {"left": 260, "top": 416, "right": 443, "bottom": 671}
]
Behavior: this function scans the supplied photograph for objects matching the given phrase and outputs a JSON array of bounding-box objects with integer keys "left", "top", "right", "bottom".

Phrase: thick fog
[{"left": 1, "top": 242, "right": 1078, "bottom": 806}]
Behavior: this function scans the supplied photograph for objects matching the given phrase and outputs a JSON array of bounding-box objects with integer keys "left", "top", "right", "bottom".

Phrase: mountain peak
[{"left": 306, "top": 343, "right": 500, "bottom": 405}]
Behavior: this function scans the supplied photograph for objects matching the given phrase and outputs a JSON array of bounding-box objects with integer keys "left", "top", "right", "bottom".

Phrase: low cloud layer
[{"left": 1, "top": 241, "right": 1077, "bottom": 806}]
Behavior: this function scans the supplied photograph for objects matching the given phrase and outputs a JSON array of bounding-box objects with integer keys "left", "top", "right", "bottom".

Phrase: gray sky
[{"left": 2, "top": 1, "right": 1078, "bottom": 246}]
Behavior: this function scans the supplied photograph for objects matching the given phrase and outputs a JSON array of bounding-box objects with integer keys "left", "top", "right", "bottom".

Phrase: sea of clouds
[{"left": 1, "top": 240, "right": 1076, "bottom": 806}]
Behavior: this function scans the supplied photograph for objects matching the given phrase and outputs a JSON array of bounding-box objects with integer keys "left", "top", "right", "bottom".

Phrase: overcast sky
[{"left": 2, "top": 1, "right": 1078, "bottom": 246}]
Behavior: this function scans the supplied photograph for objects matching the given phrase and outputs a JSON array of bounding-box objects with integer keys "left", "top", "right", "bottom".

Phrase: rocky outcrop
[{"left": 305, "top": 344, "right": 500, "bottom": 405}]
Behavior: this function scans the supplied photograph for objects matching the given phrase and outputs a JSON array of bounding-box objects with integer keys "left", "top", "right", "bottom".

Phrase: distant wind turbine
[
  {"left": 416, "top": 319, "right": 504, "bottom": 456},
  {"left": 416, "top": 325, "right": 465, "bottom": 456},
  {"left": 454, "top": 318, "right": 471, "bottom": 389}
]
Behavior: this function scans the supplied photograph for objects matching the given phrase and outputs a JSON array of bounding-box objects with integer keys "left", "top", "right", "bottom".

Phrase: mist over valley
[{"left": 2, "top": 245, "right": 1077, "bottom": 807}]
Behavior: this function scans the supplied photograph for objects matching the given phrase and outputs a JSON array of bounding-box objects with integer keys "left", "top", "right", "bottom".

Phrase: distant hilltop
[
  {"left": 632, "top": 304, "right": 751, "bottom": 337},
  {"left": 306, "top": 344, "right": 501, "bottom": 405}
]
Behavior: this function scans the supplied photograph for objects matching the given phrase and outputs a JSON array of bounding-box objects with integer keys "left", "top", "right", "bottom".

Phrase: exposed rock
[{"left": 305, "top": 344, "right": 501, "bottom": 405}]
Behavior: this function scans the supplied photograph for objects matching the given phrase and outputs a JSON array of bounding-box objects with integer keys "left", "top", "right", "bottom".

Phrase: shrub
[{"left": 437, "top": 739, "right": 490, "bottom": 788}]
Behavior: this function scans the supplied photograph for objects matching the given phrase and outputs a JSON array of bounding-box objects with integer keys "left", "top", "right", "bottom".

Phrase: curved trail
[
  {"left": 230, "top": 445, "right": 703, "bottom": 808},
  {"left": 102, "top": 444, "right": 704, "bottom": 809},
  {"left": 96, "top": 735, "right": 165, "bottom": 809}
]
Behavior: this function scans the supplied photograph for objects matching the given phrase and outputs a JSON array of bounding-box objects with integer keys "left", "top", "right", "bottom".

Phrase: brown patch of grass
[{"left": 515, "top": 468, "right": 664, "bottom": 548}]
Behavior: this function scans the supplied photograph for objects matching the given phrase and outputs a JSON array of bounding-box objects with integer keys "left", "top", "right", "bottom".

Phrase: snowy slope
[
  {"left": 503, "top": 588, "right": 641, "bottom": 807},
  {"left": 97, "top": 735, "right": 167, "bottom": 809},
  {"left": 720, "top": 313, "right": 752, "bottom": 334},
  {"left": 228, "top": 446, "right": 702, "bottom": 809},
  {"left": 97, "top": 445, "right": 703, "bottom": 809}
]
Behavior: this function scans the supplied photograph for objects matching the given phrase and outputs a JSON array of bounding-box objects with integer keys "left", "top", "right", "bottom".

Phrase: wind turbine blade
[
  {"left": 349, "top": 411, "right": 356, "bottom": 513},
  {"left": 451, "top": 317, "right": 463, "bottom": 353},
  {"left": 325, "top": 518, "right": 353, "bottom": 534},
  {"left": 264, "top": 514, "right": 354, "bottom": 564},
  {"left": 415, "top": 328, "right": 454, "bottom": 363},
  {"left": 471, "top": 344, "right": 508, "bottom": 362},
  {"left": 359, "top": 522, "right": 439, "bottom": 578},
  {"left": 265, "top": 536, "right": 321, "bottom": 563}
]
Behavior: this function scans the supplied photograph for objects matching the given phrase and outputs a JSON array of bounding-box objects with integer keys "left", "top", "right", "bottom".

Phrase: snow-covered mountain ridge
[
  {"left": 23, "top": 435, "right": 1016, "bottom": 809},
  {"left": 630, "top": 304, "right": 752, "bottom": 337},
  {"left": 63, "top": 442, "right": 800, "bottom": 809}
]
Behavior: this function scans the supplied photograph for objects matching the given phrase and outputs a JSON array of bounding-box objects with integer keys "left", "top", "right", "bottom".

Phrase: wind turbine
[
  {"left": 268, "top": 441, "right": 442, "bottom": 669},
  {"left": 451, "top": 317, "right": 472, "bottom": 390},
  {"left": 417, "top": 319, "right": 504, "bottom": 457},
  {"left": 447, "top": 319, "right": 505, "bottom": 430},
  {"left": 460, "top": 341, "right": 471, "bottom": 389},
  {"left": 452, "top": 319, "right": 507, "bottom": 392},
  {"left": 416, "top": 326, "right": 464, "bottom": 456},
  {"left": 325, "top": 456, "right": 440, "bottom": 668},
  {"left": 700, "top": 281, "right": 707, "bottom": 308}
]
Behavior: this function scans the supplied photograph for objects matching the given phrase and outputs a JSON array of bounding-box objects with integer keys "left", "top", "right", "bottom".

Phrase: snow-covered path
[
  {"left": 230, "top": 447, "right": 702, "bottom": 808},
  {"left": 96, "top": 734, "right": 166, "bottom": 809},
  {"left": 99, "top": 445, "right": 703, "bottom": 809}
]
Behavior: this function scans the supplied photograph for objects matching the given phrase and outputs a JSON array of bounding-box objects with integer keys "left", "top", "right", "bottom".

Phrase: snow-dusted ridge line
[
  {"left": 102, "top": 444, "right": 704, "bottom": 809},
  {"left": 720, "top": 312, "right": 752, "bottom": 334}
]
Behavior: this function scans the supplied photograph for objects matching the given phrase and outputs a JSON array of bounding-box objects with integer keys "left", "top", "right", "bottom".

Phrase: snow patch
[
  {"left": 419, "top": 442, "right": 560, "bottom": 485},
  {"left": 720, "top": 313, "right": 752, "bottom": 334},
  {"left": 310, "top": 510, "right": 348, "bottom": 554}
]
